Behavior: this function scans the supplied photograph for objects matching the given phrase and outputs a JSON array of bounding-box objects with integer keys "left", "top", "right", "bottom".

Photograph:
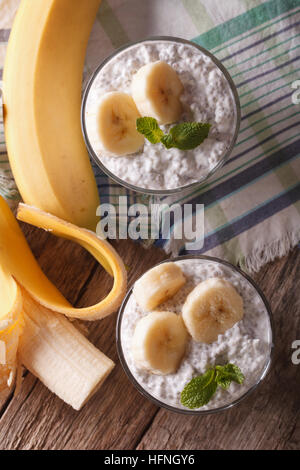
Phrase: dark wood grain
[{"left": 0, "top": 221, "right": 299, "bottom": 450}]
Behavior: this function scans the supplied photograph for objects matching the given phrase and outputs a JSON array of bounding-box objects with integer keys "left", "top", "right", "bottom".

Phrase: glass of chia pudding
[
  {"left": 81, "top": 36, "right": 241, "bottom": 195},
  {"left": 116, "top": 255, "right": 274, "bottom": 414}
]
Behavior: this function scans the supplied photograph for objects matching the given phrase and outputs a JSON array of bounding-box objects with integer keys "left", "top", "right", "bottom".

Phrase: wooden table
[{"left": 0, "top": 223, "right": 299, "bottom": 450}]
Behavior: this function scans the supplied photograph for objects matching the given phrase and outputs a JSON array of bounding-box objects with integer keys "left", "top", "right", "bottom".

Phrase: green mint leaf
[
  {"left": 181, "top": 363, "right": 245, "bottom": 409},
  {"left": 215, "top": 373, "right": 231, "bottom": 390},
  {"left": 180, "top": 369, "right": 217, "bottom": 409},
  {"left": 166, "top": 122, "right": 211, "bottom": 150},
  {"left": 137, "top": 117, "right": 211, "bottom": 150},
  {"left": 160, "top": 134, "right": 176, "bottom": 149},
  {"left": 215, "top": 364, "right": 245, "bottom": 388},
  {"left": 136, "top": 117, "right": 164, "bottom": 144}
]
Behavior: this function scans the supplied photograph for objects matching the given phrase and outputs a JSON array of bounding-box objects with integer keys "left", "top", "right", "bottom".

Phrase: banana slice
[
  {"left": 132, "top": 311, "right": 188, "bottom": 375},
  {"left": 131, "top": 61, "right": 184, "bottom": 125},
  {"left": 182, "top": 278, "right": 244, "bottom": 343},
  {"left": 133, "top": 262, "right": 186, "bottom": 311},
  {"left": 96, "top": 92, "right": 144, "bottom": 156}
]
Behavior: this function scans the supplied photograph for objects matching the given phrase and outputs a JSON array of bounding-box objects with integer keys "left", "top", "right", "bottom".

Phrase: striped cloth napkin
[{"left": 0, "top": 0, "right": 299, "bottom": 273}]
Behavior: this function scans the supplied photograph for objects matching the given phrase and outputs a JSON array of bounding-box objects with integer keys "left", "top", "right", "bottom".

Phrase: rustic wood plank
[
  {"left": 136, "top": 248, "right": 300, "bottom": 450},
  {"left": 0, "top": 230, "right": 167, "bottom": 450}
]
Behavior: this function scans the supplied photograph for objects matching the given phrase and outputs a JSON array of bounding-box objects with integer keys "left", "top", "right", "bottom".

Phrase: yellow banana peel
[
  {"left": 0, "top": 264, "right": 24, "bottom": 397},
  {"left": 0, "top": 197, "right": 127, "bottom": 321}
]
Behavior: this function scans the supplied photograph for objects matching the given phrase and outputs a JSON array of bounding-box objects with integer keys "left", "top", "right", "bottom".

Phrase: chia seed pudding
[
  {"left": 118, "top": 257, "right": 273, "bottom": 412},
  {"left": 84, "top": 38, "right": 239, "bottom": 192}
]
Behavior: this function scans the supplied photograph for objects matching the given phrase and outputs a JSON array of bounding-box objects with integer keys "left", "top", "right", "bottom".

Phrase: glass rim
[
  {"left": 81, "top": 36, "right": 241, "bottom": 196},
  {"left": 116, "top": 254, "right": 274, "bottom": 416}
]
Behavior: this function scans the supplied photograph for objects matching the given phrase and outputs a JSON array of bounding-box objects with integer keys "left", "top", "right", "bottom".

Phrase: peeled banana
[
  {"left": 132, "top": 311, "right": 188, "bottom": 375},
  {"left": 131, "top": 61, "right": 184, "bottom": 125},
  {"left": 0, "top": 267, "right": 115, "bottom": 409},
  {"left": 0, "top": 197, "right": 119, "bottom": 408},
  {"left": 95, "top": 92, "right": 144, "bottom": 156},
  {"left": 3, "top": 0, "right": 101, "bottom": 230},
  {"left": 19, "top": 290, "right": 114, "bottom": 410},
  {"left": 133, "top": 262, "right": 186, "bottom": 311},
  {"left": 182, "top": 278, "right": 244, "bottom": 343}
]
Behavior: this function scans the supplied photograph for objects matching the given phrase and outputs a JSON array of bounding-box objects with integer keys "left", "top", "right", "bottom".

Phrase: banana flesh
[
  {"left": 133, "top": 262, "right": 186, "bottom": 311},
  {"left": 95, "top": 92, "right": 144, "bottom": 156},
  {"left": 18, "top": 290, "right": 114, "bottom": 410},
  {"left": 182, "top": 278, "right": 244, "bottom": 343},
  {"left": 132, "top": 61, "right": 184, "bottom": 125},
  {"left": 132, "top": 311, "right": 188, "bottom": 375}
]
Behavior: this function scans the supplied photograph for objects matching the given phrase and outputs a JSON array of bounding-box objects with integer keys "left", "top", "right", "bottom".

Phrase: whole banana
[{"left": 3, "top": 0, "right": 101, "bottom": 230}]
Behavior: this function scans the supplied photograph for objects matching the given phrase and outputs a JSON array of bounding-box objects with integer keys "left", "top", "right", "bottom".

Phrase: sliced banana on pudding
[
  {"left": 133, "top": 262, "right": 186, "bottom": 311},
  {"left": 182, "top": 278, "right": 244, "bottom": 344},
  {"left": 132, "top": 311, "right": 188, "bottom": 375},
  {"left": 131, "top": 61, "right": 184, "bottom": 125},
  {"left": 96, "top": 91, "right": 144, "bottom": 156}
]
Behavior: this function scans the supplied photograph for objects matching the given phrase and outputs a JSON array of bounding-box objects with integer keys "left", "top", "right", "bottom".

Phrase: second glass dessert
[{"left": 81, "top": 36, "right": 240, "bottom": 196}]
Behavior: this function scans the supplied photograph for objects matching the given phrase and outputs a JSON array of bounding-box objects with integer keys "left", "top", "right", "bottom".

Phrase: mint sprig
[
  {"left": 136, "top": 117, "right": 164, "bottom": 144},
  {"left": 180, "top": 369, "right": 217, "bottom": 409},
  {"left": 180, "top": 363, "right": 244, "bottom": 409},
  {"left": 136, "top": 117, "right": 211, "bottom": 151},
  {"left": 215, "top": 363, "right": 245, "bottom": 390},
  {"left": 166, "top": 122, "right": 211, "bottom": 150}
]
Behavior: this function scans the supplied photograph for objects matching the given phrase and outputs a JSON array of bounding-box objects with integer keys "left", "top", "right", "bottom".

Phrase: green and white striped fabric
[{"left": 0, "top": 0, "right": 299, "bottom": 273}]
